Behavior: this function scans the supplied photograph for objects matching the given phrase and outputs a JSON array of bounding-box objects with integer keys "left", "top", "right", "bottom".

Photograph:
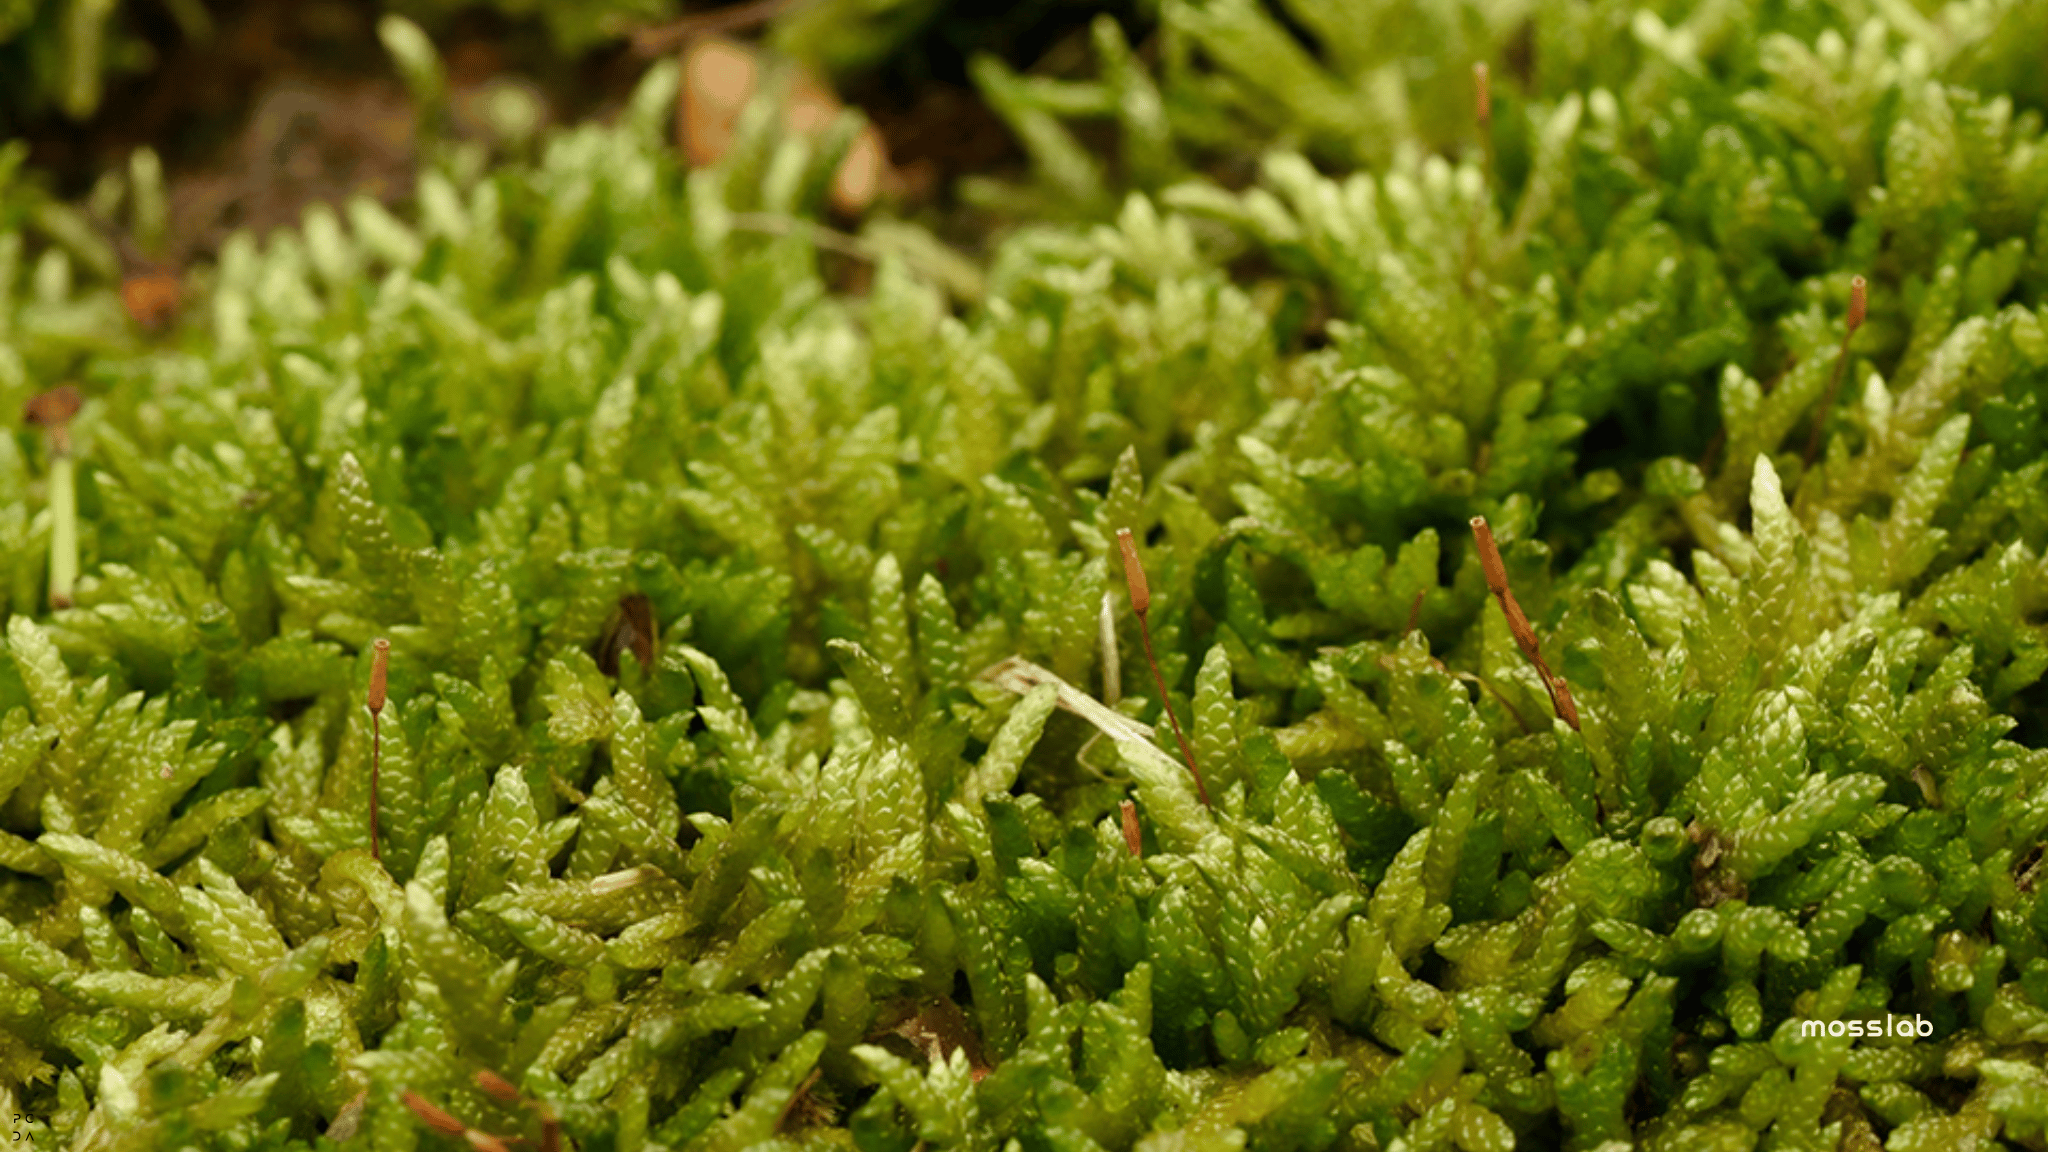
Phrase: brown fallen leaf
[
  {"left": 873, "top": 995, "right": 993, "bottom": 1082},
  {"left": 677, "top": 36, "right": 895, "bottom": 215},
  {"left": 594, "top": 592, "right": 658, "bottom": 677}
]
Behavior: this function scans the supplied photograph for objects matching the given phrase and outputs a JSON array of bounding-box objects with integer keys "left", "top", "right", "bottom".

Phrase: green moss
[
  {"left": 0, "top": 0, "right": 678, "bottom": 124},
  {"left": 4, "top": 3, "right": 2048, "bottom": 1149}
]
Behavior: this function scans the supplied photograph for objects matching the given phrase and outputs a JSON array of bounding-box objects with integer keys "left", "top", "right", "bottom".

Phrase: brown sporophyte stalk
[
  {"left": 1470, "top": 516, "right": 1580, "bottom": 731},
  {"left": 1117, "top": 528, "right": 1213, "bottom": 807},
  {"left": 1803, "top": 274, "right": 1868, "bottom": 468},
  {"left": 402, "top": 1091, "right": 514, "bottom": 1152},
  {"left": 368, "top": 637, "right": 390, "bottom": 861},
  {"left": 475, "top": 1069, "right": 562, "bottom": 1152}
]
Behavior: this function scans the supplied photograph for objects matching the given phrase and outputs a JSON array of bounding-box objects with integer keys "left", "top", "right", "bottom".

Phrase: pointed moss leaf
[
  {"left": 609, "top": 690, "right": 678, "bottom": 838},
  {"left": 0, "top": 914, "right": 79, "bottom": 987},
  {"left": 480, "top": 764, "right": 548, "bottom": 888},
  {"left": 859, "top": 738, "right": 927, "bottom": 852},
  {"left": 917, "top": 573, "right": 967, "bottom": 693},
  {"left": 404, "top": 882, "right": 515, "bottom": 1061},
  {"left": 1370, "top": 828, "right": 1451, "bottom": 963},
  {"left": 197, "top": 858, "right": 290, "bottom": 971},
  {"left": 964, "top": 682, "right": 1058, "bottom": 803},
  {"left": 1877, "top": 414, "right": 1969, "bottom": 587},
  {"left": 699, "top": 1029, "right": 831, "bottom": 1152},
  {"left": 673, "top": 643, "right": 743, "bottom": 717},
  {"left": 1747, "top": 453, "right": 1801, "bottom": 652},
  {"left": 6, "top": 616, "right": 77, "bottom": 741},
  {"left": 831, "top": 638, "right": 911, "bottom": 739},
  {"left": 139, "top": 788, "right": 268, "bottom": 870},
  {"left": 37, "top": 833, "right": 187, "bottom": 934},
  {"left": 1119, "top": 736, "right": 1214, "bottom": 853},
  {"left": 1728, "top": 773, "right": 1887, "bottom": 881},
  {"left": 0, "top": 710, "right": 49, "bottom": 811},
  {"left": 1193, "top": 644, "right": 1240, "bottom": 796},
  {"left": 494, "top": 906, "right": 606, "bottom": 968},
  {"left": 853, "top": 1041, "right": 984, "bottom": 1146},
  {"left": 543, "top": 651, "right": 614, "bottom": 746},
  {"left": 331, "top": 451, "right": 411, "bottom": 594},
  {"left": 869, "top": 553, "right": 915, "bottom": 694}
]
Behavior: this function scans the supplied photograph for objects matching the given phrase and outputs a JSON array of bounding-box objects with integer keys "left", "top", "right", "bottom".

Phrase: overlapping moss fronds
[{"left": 4, "top": 3, "right": 2048, "bottom": 1150}]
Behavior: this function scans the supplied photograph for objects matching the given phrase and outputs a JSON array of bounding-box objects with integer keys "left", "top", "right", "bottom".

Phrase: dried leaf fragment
[{"left": 677, "top": 36, "right": 895, "bottom": 214}]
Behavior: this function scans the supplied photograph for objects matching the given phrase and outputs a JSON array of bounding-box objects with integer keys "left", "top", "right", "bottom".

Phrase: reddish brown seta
[
  {"left": 1116, "top": 528, "right": 1212, "bottom": 807},
  {"left": 369, "top": 638, "right": 390, "bottom": 861},
  {"left": 1804, "top": 274, "right": 1869, "bottom": 468},
  {"left": 401, "top": 1093, "right": 467, "bottom": 1139},
  {"left": 474, "top": 1070, "right": 520, "bottom": 1107},
  {"left": 1120, "top": 799, "right": 1143, "bottom": 857},
  {"left": 1473, "top": 62, "right": 1491, "bottom": 128},
  {"left": 480, "top": 1067, "right": 560, "bottom": 1152},
  {"left": 1470, "top": 517, "right": 1580, "bottom": 731}
]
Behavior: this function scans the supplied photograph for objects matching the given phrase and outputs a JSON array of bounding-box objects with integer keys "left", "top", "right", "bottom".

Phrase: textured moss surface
[{"left": 4, "top": 2, "right": 2048, "bottom": 1149}]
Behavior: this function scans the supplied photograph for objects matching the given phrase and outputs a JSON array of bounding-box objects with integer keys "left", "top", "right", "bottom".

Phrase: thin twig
[
  {"left": 1118, "top": 529, "right": 1212, "bottom": 807},
  {"left": 1802, "top": 274, "right": 1868, "bottom": 468},
  {"left": 1470, "top": 518, "right": 1579, "bottom": 730}
]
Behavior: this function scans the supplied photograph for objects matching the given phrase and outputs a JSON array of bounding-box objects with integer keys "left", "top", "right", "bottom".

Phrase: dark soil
[{"left": 8, "top": 0, "right": 1162, "bottom": 276}]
